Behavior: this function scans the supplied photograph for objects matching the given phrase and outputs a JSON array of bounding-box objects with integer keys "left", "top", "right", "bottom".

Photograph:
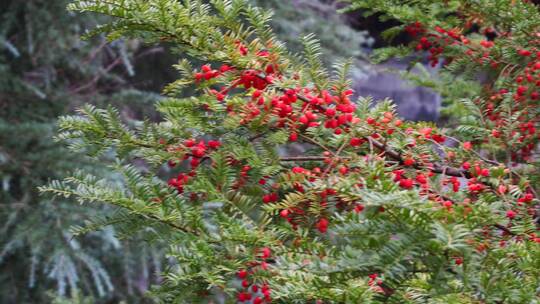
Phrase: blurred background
[{"left": 0, "top": 0, "right": 441, "bottom": 302}]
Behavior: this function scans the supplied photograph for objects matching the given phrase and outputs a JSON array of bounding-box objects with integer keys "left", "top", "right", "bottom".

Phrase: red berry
[
  {"left": 220, "top": 64, "right": 232, "bottom": 73},
  {"left": 201, "top": 64, "right": 212, "bottom": 72},
  {"left": 517, "top": 85, "right": 528, "bottom": 96},
  {"left": 207, "top": 140, "right": 221, "bottom": 149},
  {"left": 518, "top": 49, "right": 532, "bottom": 57},
  {"left": 190, "top": 158, "right": 200, "bottom": 168},
  {"left": 237, "top": 270, "right": 248, "bottom": 279},
  {"left": 415, "top": 174, "right": 427, "bottom": 184},
  {"left": 399, "top": 179, "right": 414, "bottom": 189},
  {"left": 317, "top": 218, "right": 329, "bottom": 233},
  {"left": 261, "top": 247, "right": 271, "bottom": 259},
  {"left": 191, "top": 147, "right": 206, "bottom": 158},
  {"left": 292, "top": 167, "right": 305, "bottom": 174},
  {"left": 237, "top": 292, "right": 250, "bottom": 301},
  {"left": 350, "top": 137, "right": 364, "bottom": 147},
  {"left": 289, "top": 132, "right": 298, "bottom": 142},
  {"left": 480, "top": 168, "right": 490, "bottom": 177},
  {"left": 325, "top": 107, "right": 336, "bottom": 117},
  {"left": 403, "top": 158, "right": 415, "bottom": 166}
]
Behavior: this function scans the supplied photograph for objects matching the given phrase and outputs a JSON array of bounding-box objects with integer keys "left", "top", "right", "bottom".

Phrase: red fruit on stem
[
  {"left": 317, "top": 218, "right": 329, "bottom": 233},
  {"left": 237, "top": 270, "right": 248, "bottom": 279},
  {"left": 325, "top": 107, "right": 336, "bottom": 117},
  {"left": 350, "top": 137, "right": 364, "bottom": 147},
  {"left": 261, "top": 247, "right": 271, "bottom": 259},
  {"left": 289, "top": 132, "right": 298, "bottom": 142},
  {"left": 208, "top": 140, "right": 221, "bottom": 149},
  {"left": 399, "top": 179, "right": 414, "bottom": 189},
  {"left": 518, "top": 49, "right": 532, "bottom": 56},
  {"left": 403, "top": 158, "right": 415, "bottom": 166}
]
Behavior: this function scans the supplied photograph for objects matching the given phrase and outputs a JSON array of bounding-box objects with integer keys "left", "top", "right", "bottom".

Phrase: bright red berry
[
  {"left": 317, "top": 218, "right": 329, "bottom": 233},
  {"left": 260, "top": 247, "right": 271, "bottom": 259},
  {"left": 207, "top": 140, "right": 221, "bottom": 149},
  {"left": 350, "top": 137, "right": 364, "bottom": 147},
  {"left": 237, "top": 270, "right": 248, "bottom": 279},
  {"left": 399, "top": 179, "right": 414, "bottom": 189}
]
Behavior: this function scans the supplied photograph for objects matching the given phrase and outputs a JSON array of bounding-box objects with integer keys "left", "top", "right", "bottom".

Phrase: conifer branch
[{"left": 259, "top": 72, "right": 471, "bottom": 178}]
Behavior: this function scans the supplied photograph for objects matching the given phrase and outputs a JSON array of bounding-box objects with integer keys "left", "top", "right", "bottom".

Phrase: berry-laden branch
[
  {"left": 255, "top": 73, "right": 471, "bottom": 178},
  {"left": 55, "top": 1, "right": 540, "bottom": 303}
]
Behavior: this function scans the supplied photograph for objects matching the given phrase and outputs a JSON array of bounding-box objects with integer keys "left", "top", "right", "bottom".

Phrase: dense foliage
[
  {"left": 346, "top": 0, "right": 540, "bottom": 176},
  {"left": 42, "top": 0, "right": 539, "bottom": 303},
  {"left": 1, "top": 0, "right": 369, "bottom": 302}
]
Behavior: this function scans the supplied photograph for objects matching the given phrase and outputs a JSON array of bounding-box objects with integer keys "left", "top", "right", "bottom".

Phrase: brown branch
[
  {"left": 279, "top": 156, "right": 352, "bottom": 162},
  {"left": 366, "top": 136, "right": 471, "bottom": 178},
  {"left": 70, "top": 56, "right": 124, "bottom": 94},
  {"left": 493, "top": 224, "right": 516, "bottom": 236},
  {"left": 279, "top": 156, "right": 327, "bottom": 161},
  {"left": 70, "top": 46, "right": 164, "bottom": 94}
]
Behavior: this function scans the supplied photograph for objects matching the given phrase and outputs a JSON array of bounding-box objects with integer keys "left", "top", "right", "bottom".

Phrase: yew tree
[{"left": 42, "top": 0, "right": 540, "bottom": 303}]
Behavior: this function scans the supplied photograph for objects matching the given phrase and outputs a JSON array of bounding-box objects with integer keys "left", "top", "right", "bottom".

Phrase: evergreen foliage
[
  {"left": 41, "top": 0, "right": 539, "bottom": 303},
  {"left": 343, "top": 0, "right": 540, "bottom": 194},
  {"left": 0, "top": 0, "right": 371, "bottom": 301}
]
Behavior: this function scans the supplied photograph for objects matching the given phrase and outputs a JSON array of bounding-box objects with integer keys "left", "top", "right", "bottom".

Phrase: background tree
[{"left": 0, "top": 0, "right": 163, "bottom": 302}]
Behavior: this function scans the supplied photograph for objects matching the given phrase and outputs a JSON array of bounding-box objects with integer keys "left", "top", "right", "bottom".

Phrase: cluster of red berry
[
  {"left": 166, "top": 139, "right": 221, "bottom": 192},
  {"left": 407, "top": 22, "right": 539, "bottom": 161},
  {"left": 401, "top": 21, "right": 539, "bottom": 229},
  {"left": 236, "top": 247, "right": 272, "bottom": 303},
  {"left": 187, "top": 46, "right": 536, "bottom": 239},
  {"left": 160, "top": 30, "right": 540, "bottom": 301},
  {"left": 367, "top": 273, "right": 385, "bottom": 294}
]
